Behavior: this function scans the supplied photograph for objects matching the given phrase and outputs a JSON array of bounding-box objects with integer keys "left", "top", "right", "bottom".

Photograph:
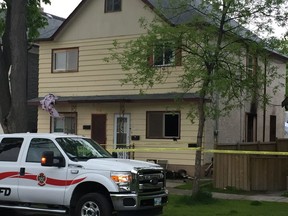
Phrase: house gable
[{"left": 52, "top": 0, "right": 156, "bottom": 42}]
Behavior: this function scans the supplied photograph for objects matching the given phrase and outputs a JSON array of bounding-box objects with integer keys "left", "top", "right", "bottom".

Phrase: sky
[{"left": 41, "top": 0, "right": 82, "bottom": 18}]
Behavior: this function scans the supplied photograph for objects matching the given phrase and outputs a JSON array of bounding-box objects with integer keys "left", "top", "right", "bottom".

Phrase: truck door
[
  {"left": 0, "top": 138, "right": 24, "bottom": 201},
  {"left": 17, "top": 138, "right": 67, "bottom": 205}
]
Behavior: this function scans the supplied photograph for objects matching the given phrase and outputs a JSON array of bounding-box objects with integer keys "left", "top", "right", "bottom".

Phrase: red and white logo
[{"left": 37, "top": 173, "right": 47, "bottom": 186}]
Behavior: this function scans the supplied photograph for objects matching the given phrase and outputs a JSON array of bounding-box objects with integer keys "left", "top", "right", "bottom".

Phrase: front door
[
  {"left": 18, "top": 138, "right": 67, "bottom": 205},
  {"left": 114, "top": 114, "right": 130, "bottom": 149},
  {"left": 91, "top": 114, "right": 107, "bottom": 148}
]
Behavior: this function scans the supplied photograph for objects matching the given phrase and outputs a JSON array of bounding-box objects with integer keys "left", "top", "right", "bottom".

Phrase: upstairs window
[
  {"left": 146, "top": 111, "right": 180, "bottom": 139},
  {"left": 154, "top": 42, "right": 174, "bottom": 66},
  {"left": 246, "top": 53, "right": 258, "bottom": 74},
  {"left": 52, "top": 48, "right": 78, "bottom": 73},
  {"left": 148, "top": 41, "right": 182, "bottom": 67},
  {"left": 105, "top": 0, "right": 121, "bottom": 13}
]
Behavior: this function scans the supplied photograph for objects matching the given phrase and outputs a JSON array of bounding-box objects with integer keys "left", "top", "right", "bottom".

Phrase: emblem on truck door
[{"left": 37, "top": 173, "right": 47, "bottom": 186}]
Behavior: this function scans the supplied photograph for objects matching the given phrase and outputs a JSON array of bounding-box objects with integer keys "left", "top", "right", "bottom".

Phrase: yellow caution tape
[
  {"left": 107, "top": 147, "right": 288, "bottom": 156},
  {"left": 107, "top": 147, "right": 200, "bottom": 152}
]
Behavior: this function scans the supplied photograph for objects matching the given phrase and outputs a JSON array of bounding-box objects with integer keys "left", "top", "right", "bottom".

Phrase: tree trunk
[
  {"left": 0, "top": 0, "right": 28, "bottom": 133},
  {"left": 192, "top": 96, "right": 206, "bottom": 196}
]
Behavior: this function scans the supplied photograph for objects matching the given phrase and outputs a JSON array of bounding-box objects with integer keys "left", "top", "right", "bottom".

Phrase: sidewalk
[{"left": 166, "top": 180, "right": 288, "bottom": 203}]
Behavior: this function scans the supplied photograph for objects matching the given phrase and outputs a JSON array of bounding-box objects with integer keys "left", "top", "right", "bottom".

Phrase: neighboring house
[
  {"left": 212, "top": 52, "right": 287, "bottom": 144},
  {"left": 29, "top": 0, "right": 287, "bottom": 175},
  {"left": 3, "top": 12, "right": 64, "bottom": 134},
  {"left": 0, "top": 12, "right": 64, "bottom": 134},
  {"left": 27, "top": 13, "right": 64, "bottom": 133}
]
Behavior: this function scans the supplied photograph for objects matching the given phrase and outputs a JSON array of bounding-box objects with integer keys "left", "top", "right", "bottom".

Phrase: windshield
[{"left": 56, "top": 137, "right": 112, "bottom": 161}]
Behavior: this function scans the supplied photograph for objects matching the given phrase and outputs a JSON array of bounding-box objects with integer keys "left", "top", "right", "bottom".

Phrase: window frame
[
  {"left": 26, "top": 138, "right": 63, "bottom": 163},
  {"left": 246, "top": 53, "right": 258, "bottom": 74},
  {"left": 52, "top": 47, "right": 79, "bottom": 73},
  {"left": 153, "top": 42, "right": 174, "bottom": 67},
  {"left": 270, "top": 115, "right": 276, "bottom": 142},
  {"left": 146, "top": 111, "right": 181, "bottom": 139},
  {"left": 50, "top": 112, "right": 77, "bottom": 134},
  {"left": 105, "top": 0, "right": 122, "bottom": 13},
  {"left": 245, "top": 113, "right": 257, "bottom": 142},
  {"left": 148, "top": 40, "right": 182, "bottom": 67},
  {"left": 0, "top": 138, "right": 24, "bottom": 162}
]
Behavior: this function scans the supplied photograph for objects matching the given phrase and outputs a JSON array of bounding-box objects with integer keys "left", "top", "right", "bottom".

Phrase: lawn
[{"left": 163, "top": 195, "right": 288, "bottom": 216}]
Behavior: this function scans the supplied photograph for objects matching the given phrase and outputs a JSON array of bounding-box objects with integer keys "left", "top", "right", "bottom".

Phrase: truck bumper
[{"left": 110, "top": 189, "right": 168, "bottom": 211}]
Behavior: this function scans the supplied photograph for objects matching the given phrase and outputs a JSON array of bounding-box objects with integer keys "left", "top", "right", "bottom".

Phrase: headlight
[{"left": 111, "top": 172, "right": 132, "bottom": 192}]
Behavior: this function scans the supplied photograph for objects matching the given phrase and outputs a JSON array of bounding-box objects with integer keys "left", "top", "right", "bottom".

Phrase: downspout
[{"left": 263, "top": 57, "right": 267, "bottom": 142}]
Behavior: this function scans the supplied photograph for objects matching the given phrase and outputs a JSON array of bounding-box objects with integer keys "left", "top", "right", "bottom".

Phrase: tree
[
  {"left": 106, "top": 0, "right": 288, "bottom": 196},
  {"left": 0, "top": 0, "right": 50, "bottom": 133},
  {"left": 267, "top": 36, "right": 288, "bottom": 95}
]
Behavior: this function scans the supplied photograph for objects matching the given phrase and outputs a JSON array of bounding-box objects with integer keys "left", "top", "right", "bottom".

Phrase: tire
[{"left": 74, "top": 193, "right": 113, "bottom": 216}]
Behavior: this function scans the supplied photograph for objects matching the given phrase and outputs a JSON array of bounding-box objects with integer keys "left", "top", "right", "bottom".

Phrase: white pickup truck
[{"left": 0, "top": 133, "right": 168, "bottom": 216}]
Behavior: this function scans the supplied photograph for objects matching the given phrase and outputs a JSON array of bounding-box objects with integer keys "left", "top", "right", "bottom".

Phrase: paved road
[{"left": 1, "top": 209, "right": 66, "bottom": 216}]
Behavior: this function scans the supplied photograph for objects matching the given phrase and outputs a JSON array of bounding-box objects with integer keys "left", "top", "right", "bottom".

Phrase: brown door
[{"left": 91, "top": 114, "right": 107, "bottom": 148}]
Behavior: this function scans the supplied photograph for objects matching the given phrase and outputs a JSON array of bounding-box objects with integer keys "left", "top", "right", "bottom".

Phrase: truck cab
[{"left": 0, "top": 133, "right": 168, "bottom": 216}]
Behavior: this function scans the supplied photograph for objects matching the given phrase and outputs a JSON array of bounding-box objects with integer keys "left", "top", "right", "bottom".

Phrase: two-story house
[{"left": 30, "top": 0, "right": 288, "bottom": 175}]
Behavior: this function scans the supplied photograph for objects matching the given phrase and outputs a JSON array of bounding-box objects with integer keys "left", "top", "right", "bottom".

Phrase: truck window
[
  {"left": 26, "top": 138, "right": 62, "bottom": 163},
  {"left": 0, "top": 138, "right": 24, "bottom": 162}
]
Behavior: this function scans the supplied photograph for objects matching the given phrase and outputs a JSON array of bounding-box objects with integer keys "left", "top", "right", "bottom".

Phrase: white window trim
[{"left": 113, "top": 114, "right": 130, "bottom": 148}]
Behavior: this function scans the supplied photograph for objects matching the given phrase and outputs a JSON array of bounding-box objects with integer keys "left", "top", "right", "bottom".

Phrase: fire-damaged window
[
  {"left": 246, "top": 113, "right": 257, "bottom": 142},
  {"left": 146, "top": 111, "right": 180, "bottom": 139},
  {"left": 270, "top": 115, "right": 276, "bottom": 141}
]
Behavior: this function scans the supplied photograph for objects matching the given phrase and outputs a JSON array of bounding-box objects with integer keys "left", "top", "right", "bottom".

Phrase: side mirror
[{"left": 41, "top": 151, "right": 65, "bottom": 167}]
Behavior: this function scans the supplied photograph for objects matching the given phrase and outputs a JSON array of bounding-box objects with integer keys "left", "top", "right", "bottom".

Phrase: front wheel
[{"left": 74, "top": 193, "right": 113, "bottom": 216}]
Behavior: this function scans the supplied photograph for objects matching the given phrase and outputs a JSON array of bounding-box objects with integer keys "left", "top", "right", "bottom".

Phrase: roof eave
[{"left": 28, "top": 93, "right": 202, "bottom": 106}]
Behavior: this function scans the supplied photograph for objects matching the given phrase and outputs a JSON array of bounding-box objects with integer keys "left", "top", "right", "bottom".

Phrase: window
[
  {"left": 246, "top": 53, "right": 258, "bottom": 74},
  {"left": 0, "top": 138, "right": 23, "bottom": 162},
  {"left": 270, "top": 115, "right": 276, "bottom": 141},
  {"left": 154, "top": 42, "right": 174, "bottom": 66},
  {"left": 52, "top": 48, "right": 78, "bottom": 72},
  {"left": 51, "top": 112, "right": 77, "bottom": 134},
  {"left": 105, "top": 0, "right": 121, "bottom": 13},
  {"left": 245, "top": 113, "right": 257, "bottom": 142},
  {"left": 26, "top": 138, "right": 62, "bottom": 163},
  {"left": 146, "top": 111, "right": 180, "bottom": 139},
  {"left": 148, "top": 40, "right": 182, "bottom": 67},
  {"left": 114, "top": 114, "right": 130, "bottom": 148}
]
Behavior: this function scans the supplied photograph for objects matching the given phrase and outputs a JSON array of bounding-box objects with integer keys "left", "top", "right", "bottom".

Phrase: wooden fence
[{"left": 214, "top": 139, "right": 288, "bottom": 191}]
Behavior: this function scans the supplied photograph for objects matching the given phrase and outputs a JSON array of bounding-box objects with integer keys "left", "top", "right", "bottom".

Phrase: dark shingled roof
[{"left": 38, "top": 12, "right": 65, "bottom": 40}]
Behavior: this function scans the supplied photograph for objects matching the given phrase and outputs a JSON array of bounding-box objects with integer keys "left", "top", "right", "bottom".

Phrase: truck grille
[{"left": 136, "top": 168, "right": 166, "bottom": 194}]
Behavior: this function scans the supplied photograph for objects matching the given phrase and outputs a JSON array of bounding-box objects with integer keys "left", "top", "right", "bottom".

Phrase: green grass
[
  {"left": 163, "top": 195, "right": 288, "bottom": 216},
  {"left": 175, "top": 180, "right": 258, "bottom": 195}
]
